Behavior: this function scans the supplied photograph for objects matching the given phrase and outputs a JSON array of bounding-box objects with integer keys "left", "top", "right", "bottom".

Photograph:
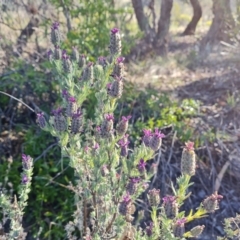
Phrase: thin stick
[{"left": 0, "top": 91, "right": 35, "bottom": 112}]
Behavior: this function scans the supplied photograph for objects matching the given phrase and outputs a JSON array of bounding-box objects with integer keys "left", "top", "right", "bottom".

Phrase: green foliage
[
  {"left": 49, "top": 0, "right": 136, "bottom": 59},
  {"left": 116, "top": 82, "right": 200, "bottom": 143},
  {"left": 22, "top": 128, "right": 75, "bottom": 239}
]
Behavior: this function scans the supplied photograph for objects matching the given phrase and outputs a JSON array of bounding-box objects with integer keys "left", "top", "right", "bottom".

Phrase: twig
[
  {"left": 150, "top": 146, "right": 162, "bottom": 189},
  {"left": 33, "top": 143, "right": 58, "bottom": 163},
  {"left": 214, "top": 138, "right": 231, "bottom": 192},
  {"left": 0, "top": 91, "right": 35, "bottom": 112},
  {"left": 59, "top": 0, "right": 72, "bottom": 32}
]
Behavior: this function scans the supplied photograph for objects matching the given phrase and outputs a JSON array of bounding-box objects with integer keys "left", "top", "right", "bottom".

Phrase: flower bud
[
  {"left": 97, "top": 56, "right": 107, "bottom": 68},
  {"left": 101, "top": 114, "right": 114, "bottom": 137},
  {"left": 62, "top": 52, "right": 73, "bottom": 74},
  {"left": 112, "top": 57, "right": 124, "bottom": 78},
  {"left": 190, "top": 225, "right": 205, "bottom": 237},
  {"left": 116, "top": 115, "right": 131, "bottom": 136},
  {"left": 163, "top": 195, "right": 178, "bottom": 219},
  {"left": 109, "top": 28, "right": 121, "bottom": 56},
  {"left": 70, "top": 109, "right": 82, "bottom": 134},
  {"left": 142, "top": 129, "right": 152, "bottom": 147},
  {"left": 119, "top": 193, "right": 132, "bottom": 216},
  {"left": 148, "top": 188, "right": 160, "bottom": 207},
  {"left": 22, "top": 154, "right": 33, "bottom": 170},
  {"left": 145, "top": 222, "right": 154, "bottom": 237},
  {"left": 71, "top": 46, "right": 79, "bottom": 62},
  {"left": 21, "top": 174, "right": 28, "bottom": 184},
  {"left": 47, "top": 49, "right": 53, "bottom": 61},
  {"left": 108, "top": 76, "right": 123, "bottom": 98},
  {"left": 79, "top": 54, "right": 86, "bottom": 68},
  {"left": 51, "top": 22, "right": 61, "bottom": 45},
  {"left": 173, "top": 218, "right": 186, "bottom": 238},
  {"left": 53, "top": 46, "right": 62, "bottom": 60},
  {"left": 53, "top": 108, "right": 67, "bottom": 132},
  {"left": 82, "top": 62, "right": 94, "bottom": 83},
  {"left": 36, "top": 112, "right": 46, "bottom": 129},
  {"left": 66, "top": 97, "right": 78, "bottom": 117},
  {"left": 94, "top": 64, "right": 104, "bottom": 81},
  {"left": 137, "top": 159, "right": 147, "bottom": 174},
  {"left": 149, "top": 128, "right": 165, "bottom": 151},
  {"left": 118, "top": 135, "right": 129, "bottom": 157},
  {"left": 126, "top": 177, "right": 141, "bottom": 195},
  {"left": 202, "top": 192, "right": 223, "bottom": 213},
  {"left": 181, "top": 141, "right": 196, "bottom": 176},
  {"left": 62, "top": 89, "right": 69, "bottom": 101}
]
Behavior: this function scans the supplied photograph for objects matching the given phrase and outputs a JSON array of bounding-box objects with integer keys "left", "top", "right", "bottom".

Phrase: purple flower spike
[
  {"left": 122, "top": 193, "right": 131, "bottom": 204},
  {"left": 22, "top": 175, "right": 28, "bottom": 184},
  {"left": 22, "top": 154, "right": 30, "bottom": 162},
  {"left": 62, "top": 89, "right": 68, "bottom": 96},
  {"left": 129, "top": 177, "right": 141, "bottom": 183},
  {"left": 143, "top": 129, "right": 152, "bottom": 137},
  {"left": 105, "top": 113, "right": 114, "bottom": 121},
  {"left": 176, "top": 218, "right": 187, "bottom": 225},
  {"left": 111, "top": 28, "right": 119, "bottom": 34},
  {"left": 52, "top": 107, "right": 62, "bottom": 115},
  {"left": 184, "top": 141, "right": 194, "bottom": 151},
  {"left": 153, "top": 128, "right": 165, "bottom": 139},
  {"left": 22, "top": 154, "right": 33, "bottom": 170},
  {"left": 118, "top": 138, "right": 129, "bottom": 147},
  {"left": 62, "top": 50, "right": 67, "bottom": 58},
  {"left": 37, "top": 112, "right": 44, "bottom": 118},
  {"left": 62, "top": 89, "right": 69, "bottom": 99},
  {"left": 138, "top": 159, "right": 147, "bottom": 173},
  {"left": 163, "top": 195, "right": 176, "bottom": 203},
  {"left": 122, "top": 115, "right": 131, "bottom": 122},
  {"left": 142, "top": 129, "right": 152, "bottom": 147},
  {"left": 117, "top": 57, "right": 125, "bottom": 63},
  {"left": 47, "top": 49, "right": 53, "bottom": 56},
  {"left": 72, "top": 109, "right": 82, "bottom": 119},
  {"left": 68, "top": 96, "right": 76, "bottom": 103},
  {"left": 51, "top": 22, "right": 59, "bottom": 30},
  {"left": 145, "top": 222, "right": 154, "bottom": 237},
  {"left": 88, "top": 62, "right": 93, "bottom": 67},
  {"left": 37, "top": 112, "right": 46, "bottom": 128}
]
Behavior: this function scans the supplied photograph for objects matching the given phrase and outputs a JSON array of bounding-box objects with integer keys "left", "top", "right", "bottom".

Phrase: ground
[
  {"left": 126, "top": 32, "right": 240, "bottom": 239},
  {"left": 1, "top": 9, "right": 240, "bottom": 238}
]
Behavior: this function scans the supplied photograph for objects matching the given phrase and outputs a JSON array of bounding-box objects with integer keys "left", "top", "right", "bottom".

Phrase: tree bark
[
  {"left": 131, "top": 0, "right": 150, "bottom": 34},
  {"left": 17, "top": 16, "right": 39, "bottom": 54},
  {"left": 182, "top": 0, "right": 202, "bottom": 35},
  {"left": 155, "top": 0, "right": 173, "bottom": 56},
  {"left": 200, "top": 0, "right": 235, "bottom": 51},
  {"left": 237, "top": 0, "right": 240, "bottom": 22}
]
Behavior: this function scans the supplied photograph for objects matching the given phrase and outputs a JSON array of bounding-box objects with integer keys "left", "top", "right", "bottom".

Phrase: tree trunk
[
  {"left": 155, "top": 0, "right": 173, "bottom": 56},
  {"left": 237, "top": 0, "right": 240, "bottom": 22},
  {"left": 200, "top": 0, "right": 235, "bottom": 52},
  {"left": 131, "top": 0, "right": 150, "bottom": 35},
  {"left": 17, "top": 16, "right": 39, "bottom": 54},
  {"left": 182, "top": 0, "right": 202, "bottom": 35}
]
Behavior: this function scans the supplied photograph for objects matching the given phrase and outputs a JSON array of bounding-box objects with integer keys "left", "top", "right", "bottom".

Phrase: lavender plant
[
  {"left": 0, "top": 154, "right": 34, "bottom": 239},
  {"left": 39, "top": 23, "right": 224, "bottom": 240},
  {"left": 0, "top": 23, "right": 225, "bottom": 240}
]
